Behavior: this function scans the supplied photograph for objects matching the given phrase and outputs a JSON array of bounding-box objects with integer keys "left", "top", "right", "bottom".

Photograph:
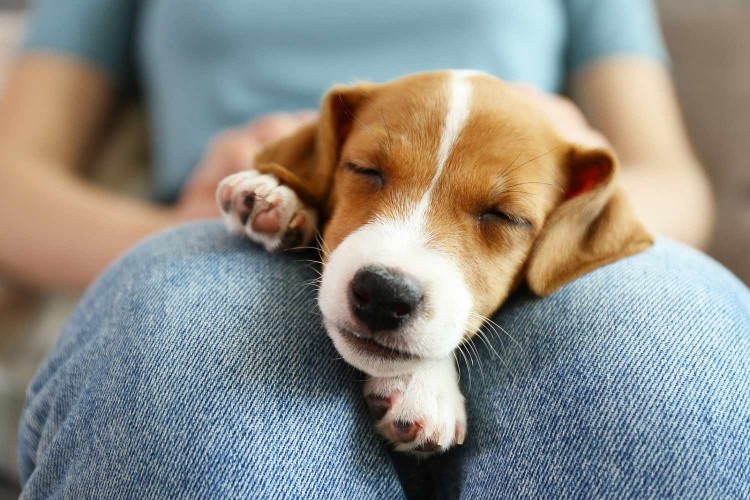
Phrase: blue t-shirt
[{"left": 22, "top": 0, "right": 666, "bottom": 201}]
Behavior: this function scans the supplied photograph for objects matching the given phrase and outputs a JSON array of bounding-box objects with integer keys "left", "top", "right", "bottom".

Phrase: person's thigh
[
  {"left": 459, "top": 239, "right": 750, "bottom": 498},
  {"left": 17, "top": 221, "right": 402, "bottom": 499}
]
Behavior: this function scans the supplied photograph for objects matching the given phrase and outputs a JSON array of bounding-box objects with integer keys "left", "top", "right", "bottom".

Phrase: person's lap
[
  {"left": 17, "top": 221, "right": 750, "bottom": 498},
  {"left": 455, "top": 240, "right": 750, "bottom": 498}
]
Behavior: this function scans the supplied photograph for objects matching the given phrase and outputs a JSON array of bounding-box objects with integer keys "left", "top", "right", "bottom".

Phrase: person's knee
[
  {"left": 491, "top": 238, "right": 749, "bottom": 360},
  {"left": 109, "top": 220, "right": 312, "bottom": 305},
  {"left": 483, "top": 238, "right": 750, "bottom": 411},
  {"left": 27, "top": 221, "right": 321, "bottom": 393},
  {"left": 462, "top": 239, "right": 749, "bottom": 495},
  {"left": 70, "top": 220, "right": 328, "bottom": 382},
  {"left": 19, "top": 222, "right": 401, "bottom": 496}
]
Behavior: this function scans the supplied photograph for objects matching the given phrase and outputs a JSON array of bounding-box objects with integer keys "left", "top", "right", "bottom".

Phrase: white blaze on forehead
[
  {"left": 318, "top": 71, "right": 478, "bottom": 374},
  {"left": 413, "top": 72, "right": 474, "bottom": 220}
]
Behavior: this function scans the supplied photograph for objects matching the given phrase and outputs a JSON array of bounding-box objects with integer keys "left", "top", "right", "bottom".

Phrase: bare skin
[
  {"left": 0, "top": 54, "right": 713, "bottom": 291},
  {"left": 571, "top": 57, "right": 714, "bottom": 248},
  {"left": 0, "top": 55, "right": 313, "bottom": 290}
]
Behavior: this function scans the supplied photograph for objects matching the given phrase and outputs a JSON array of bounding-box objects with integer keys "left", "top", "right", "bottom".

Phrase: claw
[
  {"left": 391, "top": 421, "right": 420, "bottom": 443},
  {"left": 289, "top": 212, "right": 306, "bottom": 229},
  {"left": 265, "top": 191, "right": 284, "bottom": 206},
  {"left": 217, "top": 170, "right": 317, "bottom": 252},
  {"left": 219, "top": 184, "right": 233, "bottom": 213},
  {"left": 455, "top": 424, "right": 466, "bottom": 446},
  {"left": 413, "top": 438, "right": 441, "bottom": 453},
  {"left": 242, "top": 192, "right": 256, "bottom": 211},
  {"left": 366, "top": 394, "right": 392, "bottom": 420},
  {"left": 281, "top": 227, "right": 305, "bottom": 248},
  {"left": 253, "top": 183, "right": 273, "bottom": 197}
]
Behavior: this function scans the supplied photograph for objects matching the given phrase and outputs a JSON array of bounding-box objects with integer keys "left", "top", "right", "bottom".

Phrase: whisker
[
  {"left": 290, "top": 283, "right": 317, "bottom": 301},
  {"left": 475, "top": 330, "right": 502, "bottom": 360},
  {"left": 485, "top": 324, "right": 510, "bottom": 351},
  {"left": 499, "top": 150, "right": 522, "bottom": 177},
  {"left": 315, "top": 232, "right": 332, "bottom": 260},
  {"left": 501, "top": 181, "right": 564, "bottom": 193},
  {"left": 481, "top": 315, "right": 524, "bottom": 353},
  {"left": 457, "top": 344, "right": 472, "bottom": 390},
  {"left": 375, "top": 105, "right": 395, "bottom": 154},
  {"left": 461, "top": 341, "right": 475, "bottom": 367},
  {"left": 478, "top": 330, "right": 513, "bottom": 373},
  {"left": 503, "top": 146, "right": 562, "bottom": 178},
  {"left": 297, "top": 258, "right": 325, "bottom": 266},
  {"left": 470, "top": 313, "right": 508, "bottom": 355},
  {"left": 467, "top": 339, "right": 487, "bottom": 385},
  {"left": 338, "top": 94, "right": 388, "bottom": 151},
  {"left": 299, "top": 264, "right": 324, "bottom": 277},
  {"left": 469, "top": 312, "right": 519, "bottom": 377},
  {"left": 285, "top": 245, "right": 322, "bottom": 253},
  {"left": 452, "top": 351, "right": 461, "bottom": 383},
  {"left": 497, "top": 189, "right": 535, "bottom": 197}
]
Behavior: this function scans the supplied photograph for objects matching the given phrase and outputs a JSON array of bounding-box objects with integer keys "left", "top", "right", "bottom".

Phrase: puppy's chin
[
  {"left": 317, "top": 221, "right": 474, "bottom": 377},
  {"left": 323, "top": 319, "right": 434, "bottom": 377}
]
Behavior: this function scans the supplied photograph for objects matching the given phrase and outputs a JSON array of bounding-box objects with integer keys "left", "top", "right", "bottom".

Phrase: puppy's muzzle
[{"left": 349, "top": 265, "right": 424, "bottom": 333}]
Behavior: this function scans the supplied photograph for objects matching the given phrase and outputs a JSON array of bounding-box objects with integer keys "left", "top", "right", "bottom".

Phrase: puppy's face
[
  {"left": 255, "top": 71, "right": 651, "bottom": 377},
  {"left": 318, "top": 72, "right": 569, "bottom": 376}
]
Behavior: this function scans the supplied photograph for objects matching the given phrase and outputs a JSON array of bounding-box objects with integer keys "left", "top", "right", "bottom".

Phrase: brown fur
[{"left": 251, "top": 71, "right": 653, "bottom": 334}]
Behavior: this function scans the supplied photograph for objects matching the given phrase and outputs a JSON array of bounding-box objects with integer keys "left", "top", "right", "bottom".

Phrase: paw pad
[{"left": 216, "top": 170, "right": 318, "bottom": 252}]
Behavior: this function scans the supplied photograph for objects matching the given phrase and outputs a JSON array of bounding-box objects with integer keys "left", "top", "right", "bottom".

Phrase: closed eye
[
  {"left": 343, "top": 162, "right": 385, "bottom": 187},
  {"left": 479, "top": 209, "right": 533, "bottom": 229}
]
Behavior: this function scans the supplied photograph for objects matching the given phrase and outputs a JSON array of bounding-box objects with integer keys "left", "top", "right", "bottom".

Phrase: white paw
[
  {"left": 364, "top": 358, "right": 466, "bottom": 455},
  {"left": 216, "top": 170, "right": 318, "bottom": 252}
]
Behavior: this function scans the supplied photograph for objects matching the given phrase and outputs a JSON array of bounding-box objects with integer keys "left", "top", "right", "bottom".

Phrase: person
[{"left": 4, "top": 0, "right": 748, "bottom": 497}]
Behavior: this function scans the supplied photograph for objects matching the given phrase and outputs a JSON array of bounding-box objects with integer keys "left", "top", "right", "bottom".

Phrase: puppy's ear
[
  {"left": 525, "top": 146, "right": 653, "bottom": 296},
  {"left": 253, "top": 83, "right": 375, "bottom": 215}
]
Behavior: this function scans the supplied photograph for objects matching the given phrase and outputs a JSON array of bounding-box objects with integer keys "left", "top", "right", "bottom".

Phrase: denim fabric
[{"left": 18, "top": 221, "right": 750, "bottom": 499}]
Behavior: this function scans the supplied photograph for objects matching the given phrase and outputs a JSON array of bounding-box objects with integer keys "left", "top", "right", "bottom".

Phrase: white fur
[
  {"left": 319, "top": 219, "right": 472, "bottom": 377},
  {"left": 217, "top": 170, "right": 317, "bottom": 252},
  {"left": 319, "top": 73, "right": 475, "bottom": 377},
  {"left": 365, "top": 357, "right": 466, "bottom": 452},
  {"left": 413, "top": 72, "right": 473, "bottom": 221},
  {"left": 220, "top": 73, "right": 478, "bottom": 455}
]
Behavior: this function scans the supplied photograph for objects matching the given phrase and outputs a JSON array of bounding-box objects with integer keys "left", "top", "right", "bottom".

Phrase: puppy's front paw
[
  {"left": 364, "top": 359, "right": 466, "bottom": 455},
  {"left": 216, "top": 170, "right": 318, "bottom": 251}
]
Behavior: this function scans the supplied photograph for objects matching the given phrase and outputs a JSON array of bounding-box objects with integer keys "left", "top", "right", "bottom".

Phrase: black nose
[{"left": 349, "top": 265, "right": 424, "bottom": 333}]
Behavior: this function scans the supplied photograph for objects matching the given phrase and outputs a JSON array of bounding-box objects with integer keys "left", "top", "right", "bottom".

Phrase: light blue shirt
[{"left": 23, "top": 0, "right": 666, "bottom": 201}]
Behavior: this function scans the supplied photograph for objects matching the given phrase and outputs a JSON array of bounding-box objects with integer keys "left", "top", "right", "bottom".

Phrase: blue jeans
[{"left": 17, "top": 222, "right": 750, "bottom": 498}]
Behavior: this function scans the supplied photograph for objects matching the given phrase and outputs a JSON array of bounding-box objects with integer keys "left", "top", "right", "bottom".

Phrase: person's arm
[
  {"left": 569, "top": 58, "right": 714, "bottom": 248},
  {"left": 0, "top": 55, "right": 318, "bottom": 291},
  {"left": 0, "top": 55, "right": 174, "bottom": 290},
  {"left": 555, "top": 0, "right": 714, "bottom": 248}
]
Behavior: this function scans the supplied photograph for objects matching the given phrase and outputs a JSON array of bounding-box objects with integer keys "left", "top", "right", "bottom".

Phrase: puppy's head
[{"left": 255, "top": 71, "right": 652, "bottom": 377}]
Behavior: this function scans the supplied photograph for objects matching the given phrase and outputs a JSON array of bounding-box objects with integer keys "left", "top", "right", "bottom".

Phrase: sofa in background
[{"left": 660, "top": 2, "right": 750, "bottom": 284}]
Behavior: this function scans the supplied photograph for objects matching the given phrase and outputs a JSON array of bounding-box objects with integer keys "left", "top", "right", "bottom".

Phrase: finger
[
  {"left": 294, "top": 109, "right": 319, "bottom": 122},
  {"left": 255, "top": 117, "right": 302, "bottom": 143},
  {"left": 217, "top": 132, "right": 262, "bottom": 175},
  {"left": 193, "top": 131, "right": 260, "bottom": 189},
  {"left": 246, "top": 113, "right": 316, "bottom": 144}
]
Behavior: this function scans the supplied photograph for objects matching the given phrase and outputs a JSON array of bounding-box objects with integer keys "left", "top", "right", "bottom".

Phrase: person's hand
[
  {"left": 510, "top": 83, "right": 609, "bottom": 149},
  {"left": 173, "top": 110, "right": 317, "bottom": 221}
]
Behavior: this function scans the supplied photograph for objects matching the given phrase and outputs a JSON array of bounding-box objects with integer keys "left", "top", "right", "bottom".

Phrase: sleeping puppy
[{"left": 216, "top": 71, "right": 653, "bottom": 454}]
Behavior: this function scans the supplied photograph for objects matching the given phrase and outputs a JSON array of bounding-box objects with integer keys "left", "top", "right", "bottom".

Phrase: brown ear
[
  {"left": 252, "top": 83, "right": 375, "bottom": 215},
  {"left": 525, "top": 146, "right": 653, "bottom": 296}
]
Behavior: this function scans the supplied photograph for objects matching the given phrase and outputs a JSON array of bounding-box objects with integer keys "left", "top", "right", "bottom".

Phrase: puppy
[{"left": 216, "top": 71, "right": 652, "bottom": 454}]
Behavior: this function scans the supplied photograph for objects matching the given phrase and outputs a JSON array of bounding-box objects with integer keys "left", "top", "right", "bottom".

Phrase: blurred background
[{"left": 0, "top": 0, "right": 748, "bottom": 496}]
